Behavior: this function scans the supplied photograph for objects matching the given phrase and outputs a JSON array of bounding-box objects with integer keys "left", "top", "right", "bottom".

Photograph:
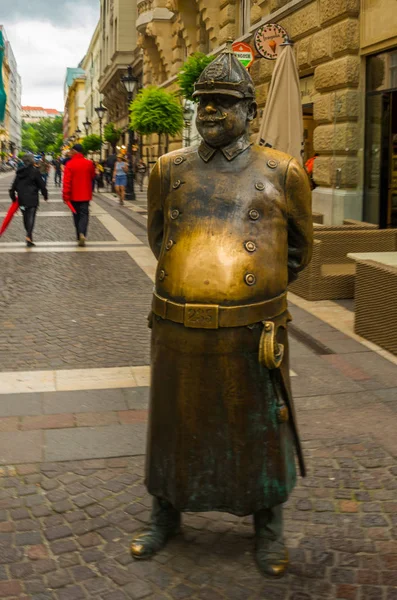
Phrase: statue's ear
[{"left": 247, "top": 101, "right": 258, "bottom": 121}]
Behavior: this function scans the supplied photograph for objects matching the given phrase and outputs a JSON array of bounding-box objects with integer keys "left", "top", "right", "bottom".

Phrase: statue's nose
[{"left": 205, "top": 104, "right": 217, "bottom": 114}]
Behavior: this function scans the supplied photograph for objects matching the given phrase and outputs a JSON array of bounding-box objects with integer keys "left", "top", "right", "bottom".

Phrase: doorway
[{"left": 364, "top": 49, "right": 397, "bottom": 228}]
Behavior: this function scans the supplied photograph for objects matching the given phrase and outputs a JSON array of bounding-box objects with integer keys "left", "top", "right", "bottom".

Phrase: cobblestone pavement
[
  {"left": 0, "top": 251, "right": 151, "bottom": 371},
  {"left": 0, "top": 439, "right": 396, "bottom": 600},
  {"left": 0, "top": 216, "right": 116, "bottom": 243},
  {"left": 0, "top": 174, "right": 396, "bottom": 599}
]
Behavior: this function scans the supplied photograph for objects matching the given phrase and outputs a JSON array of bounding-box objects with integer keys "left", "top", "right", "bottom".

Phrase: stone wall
[{"left": 138, "top": 0, "right": 363, "bottom": 211}]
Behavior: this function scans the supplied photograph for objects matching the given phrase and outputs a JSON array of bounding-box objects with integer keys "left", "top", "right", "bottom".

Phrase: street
[{"left": 0, "top": 171, "right": 396, "bottom": 600}]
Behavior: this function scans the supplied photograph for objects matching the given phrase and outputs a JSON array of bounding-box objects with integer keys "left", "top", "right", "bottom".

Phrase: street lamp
[
  {"left": 95, "top": 101, "right": 108, "bottom": 161},
  {"left": 183, "top": 103, "right": 194, "bottom": 147},
  {"left": 121, "top": 65, "right": 138, "bottom": 201},
  {"left": 83, "top": 118, "right": 91, "bottom": 136},
  {"left": 75, "top": 127, "right": 82, "bottom": 140}
]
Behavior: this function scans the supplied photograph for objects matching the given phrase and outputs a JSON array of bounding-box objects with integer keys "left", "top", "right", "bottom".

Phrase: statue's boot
[
  {"left": 131, "top": 497, "right": 181, "bottom": 560},
  {"left": 254, "top": 505, "right": 288, "bottom": 578}
]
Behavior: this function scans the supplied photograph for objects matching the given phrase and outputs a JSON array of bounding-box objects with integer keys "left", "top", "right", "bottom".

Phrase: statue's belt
[
  {"left": 152, "top": 291, "right": 291, "bottom": 424},
  {"left": 152, "top": 291, "right": 288, "bottom": 331}
]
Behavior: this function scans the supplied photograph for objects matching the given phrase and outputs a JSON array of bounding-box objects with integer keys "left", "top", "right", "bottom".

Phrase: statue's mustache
[{"left": 198, "top": 113, "right": 227, "bottom": 123}]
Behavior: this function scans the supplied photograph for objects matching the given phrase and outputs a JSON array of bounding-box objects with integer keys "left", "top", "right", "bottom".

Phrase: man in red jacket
[{"left": 63, "top": 144, "right": 96, "bottom": 247}]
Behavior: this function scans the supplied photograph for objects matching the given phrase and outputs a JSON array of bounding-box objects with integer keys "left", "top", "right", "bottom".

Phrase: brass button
[
  {"left": 245, "top": 241, "right": 256, "bottom": 253},
  {"left": 165, "top": 240, "right": 174, "bottom": 250},
  {"left": 170, "top": 209, "right": 180, "bottom": 220},
  {"left": 174, "top": 156, "right": 184, "bottom": 165},
  {"left": 255, "top": 182, "right": 265, "bottom": 191},
  {"left": 159, "top": 270, "right": 166, "bottom": 281},
  {"left": 245, "top": 273, "right": 256, "bottom": 286},
  {"left": 173, "top": 180, "right": 181, "bottom": 189},
  {"left": 249, "top": 209, "right": 260, "bottom": 221},
  {"left": 267, "top": 159, "right": 278, "bottom": 169}
]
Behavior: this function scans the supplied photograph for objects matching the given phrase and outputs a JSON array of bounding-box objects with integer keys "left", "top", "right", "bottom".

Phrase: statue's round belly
[{"left": 157, "top": 232, "right": 287, "bottom": 305}]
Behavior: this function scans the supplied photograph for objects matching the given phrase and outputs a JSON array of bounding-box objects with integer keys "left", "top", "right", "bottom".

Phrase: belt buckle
[{"left": 184, "top": 304, "right": 219, "bottom": 329}]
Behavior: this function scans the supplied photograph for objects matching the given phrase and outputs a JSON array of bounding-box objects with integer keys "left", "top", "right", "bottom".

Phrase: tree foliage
[
  {"left": 104, "top": 122, "right": 122, "bottom": 152},
  {"left": 130, "top": 87, "right": 184, "bottom": 136},
  {"left": 82, "top": 134, "right": 102, "bottom": 155},
  {"left": 21, "top": 116, "right": 64, "bottom": 154},
  {"left": 177, "top": 53, "right": 214, "bottom": 102}
]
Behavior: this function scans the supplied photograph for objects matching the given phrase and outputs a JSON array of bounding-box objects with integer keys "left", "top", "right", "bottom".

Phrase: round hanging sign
[
  {"left": 232, "top": 41, "right": 255, "bottom": 69},
  {"left": 254, "top": 23, "right": 288, "bottom": 60}
]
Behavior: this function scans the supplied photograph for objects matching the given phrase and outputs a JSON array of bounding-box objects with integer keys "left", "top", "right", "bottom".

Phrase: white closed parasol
[{"left": 257, "top": 39, "right": 304, "bottom": 165}]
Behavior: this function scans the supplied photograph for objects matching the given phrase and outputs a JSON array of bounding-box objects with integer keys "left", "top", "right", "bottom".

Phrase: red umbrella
[
  {"left": 64, "top": 200, "right": 77, "bottom": 214},
  {"left": 0, "top": 201, "right": 19, "bottom": 237}
]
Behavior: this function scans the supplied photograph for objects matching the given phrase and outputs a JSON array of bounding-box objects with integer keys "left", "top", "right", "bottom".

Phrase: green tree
[
  {"left": 21, "top": 116, "right": 64, "bottom": 154},
  {"left": 47, "top": 133, "right": 64, "bottom": 156},
  {"left": 177, "top": 53, "right": 214, "bottom": 102},
  {"left": 35, "top": 116, "right": 63, "bottom": 151},
  {"left": 104, "top": 122, "right": 122, "bottom": 153},
  {"left": 82, "top": 134, "right": 102, "bottom": 155},
  {"left": 21, "top": 121, "right": 38, "bottom": 153},
  {"left": 130, "top": 87, "right": 184, "bottom": 155}
]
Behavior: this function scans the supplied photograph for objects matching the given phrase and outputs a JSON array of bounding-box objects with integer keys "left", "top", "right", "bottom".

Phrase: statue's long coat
[{"left": 145, "top": 138, "right": 312, "bottom": 516}]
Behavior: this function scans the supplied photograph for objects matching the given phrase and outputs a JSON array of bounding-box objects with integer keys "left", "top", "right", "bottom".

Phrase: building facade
[
  {"left": 0, "top": 25, "right": 21, "bottom": 155},
  {"left": 22, "top": 107, "right": 62, "bottom": 123},
  {"left": 133, "top": 0, "right": 397, "bottom": 228},
  {"left": 63, "top": 67, "right": 86, "bottom": 141},
  {"left": 98, "top": 0, "right": 142, "bottom": 149},
  {"left": 82, "top": 23, "right": 102, "bottom": 137}
]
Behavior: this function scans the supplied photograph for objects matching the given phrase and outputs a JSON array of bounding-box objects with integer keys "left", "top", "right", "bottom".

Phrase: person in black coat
[{"left": 9, "top": 154, "right": 48, "bottom": 247}]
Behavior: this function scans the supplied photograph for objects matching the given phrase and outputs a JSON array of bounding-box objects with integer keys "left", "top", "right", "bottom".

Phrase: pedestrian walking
[
  {"left": 106, "top": 152, "right": 117, "bottom": 191},
  {"left": 112, "top": 155, "right": 128, "bottom": 205},
  {"left": 62, "top": 144, "right": 95, "bottom": 247},
  {"left": 38, "top": 158, "right": 50, "bottom": 185},
  {"left": 53, "top": 157, "right": 62, "bottom": 187},
  {"left": 9, "top": 154, "right": 48, "bottom": 247},
  {"left": 135, "top": 158, "right": 147, "bottom": 192}
]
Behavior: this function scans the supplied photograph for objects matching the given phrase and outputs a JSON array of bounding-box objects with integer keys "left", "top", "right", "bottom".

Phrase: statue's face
[{"left": 196, "top": 94, "right": 256, "bottom": 148}]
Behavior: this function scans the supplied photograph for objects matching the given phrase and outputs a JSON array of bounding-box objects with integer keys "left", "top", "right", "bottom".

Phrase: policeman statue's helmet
[{"left": 193, "top": 40, "right": 255, "bottom": 100}]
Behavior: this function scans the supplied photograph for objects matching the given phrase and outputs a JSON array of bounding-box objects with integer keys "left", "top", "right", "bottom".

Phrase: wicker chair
[
  {"left": 289, "top": 229, "right": 397, "bottom": 301},
  {"left": 354, "top": 259, "right": 397, "bottom": 356}
]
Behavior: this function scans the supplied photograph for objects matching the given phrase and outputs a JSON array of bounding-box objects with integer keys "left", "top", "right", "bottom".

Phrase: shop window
[{"left": 368, "top": 49, "right": 397, "bottom": 92}]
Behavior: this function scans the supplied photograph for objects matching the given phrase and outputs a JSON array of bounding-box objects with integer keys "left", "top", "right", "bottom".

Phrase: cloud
[
  {"left": 3, "top": 1, "right": 99, "bottom": 110},
  {"left": 2, "top": 0, "right": 99, "bottom": 27}
]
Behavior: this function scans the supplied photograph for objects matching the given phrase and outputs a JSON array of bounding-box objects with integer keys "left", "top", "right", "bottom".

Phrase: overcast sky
[{"left": 3, "top": 0, "right": 99, "bottom": 111}]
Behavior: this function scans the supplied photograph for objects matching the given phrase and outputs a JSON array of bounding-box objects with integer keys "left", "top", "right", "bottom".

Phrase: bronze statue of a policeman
[{"left": 131, "top": 42, "right": 313, "bottom": 577}]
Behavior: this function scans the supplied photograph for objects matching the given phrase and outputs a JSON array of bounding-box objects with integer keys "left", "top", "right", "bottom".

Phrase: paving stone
[
  {"left": 56, "top": 584, "right": 87, "bottom": 600},
  {"left": 46, "top": 570, "right": 74, "bottom": 589},
  {"left": 42, "top": 390, "right": 129, "bottom": 415},
  {"left": 44, "top": 424, "right": 147, "bottom": 462},
  {"left": 0, "top": 431, "right": 42, "bottom": 464},
  {"left": 0, "top": 580, "right": 23, "bottom": 597},
  {"left": 15, "top": 531, "right": 43, "bottom": 546},
  {"left": 0, "top": 394, "right": 42, "bottom": 418},
  {"left": 123, "top": 578, "right": 153, "bottom": 599},
  {"left": 51, "top": 539, "right": 78, "bottom": 555},
  {"left": 45, "top": 525, "right": 73, "bottom": 541}
]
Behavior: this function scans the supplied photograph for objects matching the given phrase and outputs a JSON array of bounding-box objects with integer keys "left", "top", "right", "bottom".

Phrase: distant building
[
  {"left": 63, "top": 67, "right": 86, "bottom": 141},
  {"left": 21, "top": 106, "right": 62, "bottom": 123},
  {"left": 0, "top": 25, "right": 22, "bottom": 154}
]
